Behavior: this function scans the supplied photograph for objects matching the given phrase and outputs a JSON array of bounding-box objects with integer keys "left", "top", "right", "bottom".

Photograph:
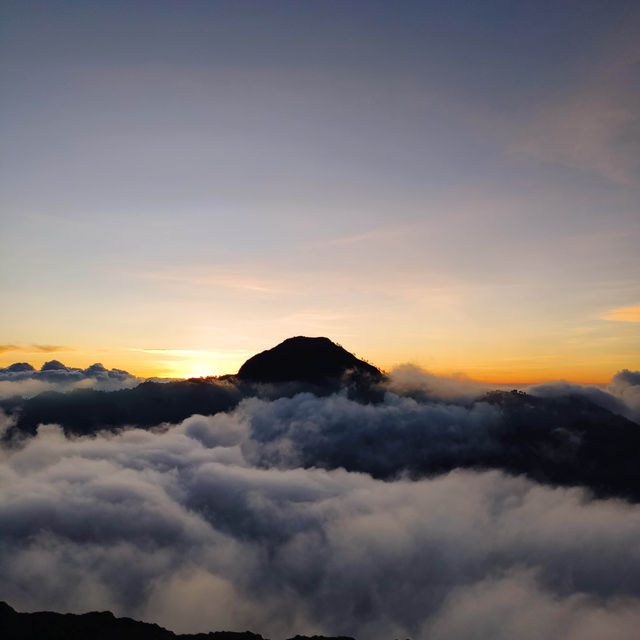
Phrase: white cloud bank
[
  {"left": 0, "top": 361, "right": 139, "bottom": 399},
  {"left": 1, "top": 410, "right": 640, "bottom": 640}
]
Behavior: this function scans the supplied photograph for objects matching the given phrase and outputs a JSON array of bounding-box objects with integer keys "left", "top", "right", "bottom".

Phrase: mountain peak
[{"left": 237, "top": 336, "right": 382, "bottom": 383}]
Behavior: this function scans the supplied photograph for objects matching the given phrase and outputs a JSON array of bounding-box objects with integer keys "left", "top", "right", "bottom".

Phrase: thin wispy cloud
[
  {"left": 317, "top": 224, "right": 413, "bottom": 248},
  {"left": 135, "top": 349, "right": 207, "bottom": 355},
  {"left": 0, "top": 345, "right": 19, "bottom": 354},
  {"left": 133, "top": 348, "right": 252, "bottom": 359},
  {"left": 29, "top": 344, "right": 74, "bottom": 353},
  {"left": 512, "top": 16, "right": 640, "bottom": 187},
  {"left": 0, "top": 344, "right": 72, "bottom": 354},
  {"left": 601, "top": 305, "right": 640, "bottom": 322},
  {"left": 140, "top": 267, "right": 296, "bottom": 295},
  {"left": 515, "top": 93, "right": 640, "bottom": 186}
]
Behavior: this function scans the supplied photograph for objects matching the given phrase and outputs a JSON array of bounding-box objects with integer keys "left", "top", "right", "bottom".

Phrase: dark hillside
[
  {"left": 0, "top": 602, "right": 356, "bottom": 640},
  {"left": 237, "top": 337, "right": 382, "bottom": 383}
]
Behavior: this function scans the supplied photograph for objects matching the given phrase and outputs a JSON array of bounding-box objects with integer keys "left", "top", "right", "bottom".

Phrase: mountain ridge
[
  {"left": 236, "top": 336, "right": 383, "bottom": 383},
  {"left": 1, "top": 337, "right": 639, "bottom": 502},
  {"left": 0, "top": 601, "right": 357, "bottom": 640}
]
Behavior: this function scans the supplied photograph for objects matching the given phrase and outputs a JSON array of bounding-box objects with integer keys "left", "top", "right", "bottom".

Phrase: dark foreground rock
[
  {"left": 286, "top": 636, "right": 356, "bottom": 640},
  {"left": 0, "top": 601, "right": 359, "bottom": 640}
]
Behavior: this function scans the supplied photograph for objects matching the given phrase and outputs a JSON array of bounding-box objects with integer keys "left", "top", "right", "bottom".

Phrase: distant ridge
[
  {"left": 237, "top": 336, "right": 382, "bottom": 383},
  {"left": 0, "top": 601, "right": 356, "bottom": 640}
]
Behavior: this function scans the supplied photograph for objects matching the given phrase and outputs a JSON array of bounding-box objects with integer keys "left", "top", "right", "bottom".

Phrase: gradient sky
[{"left": 1, "top": 0, "right": 639, "bottom": 382}]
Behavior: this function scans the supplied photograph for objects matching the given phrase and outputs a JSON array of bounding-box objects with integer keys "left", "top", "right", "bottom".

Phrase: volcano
[{"left": 236, "top": 336, "right": 383, "bottom": 383}]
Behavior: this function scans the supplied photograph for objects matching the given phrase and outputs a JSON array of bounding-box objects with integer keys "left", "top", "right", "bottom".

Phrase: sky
[{"left": 1, "top": 0, "right": 639, "bottom": 382}]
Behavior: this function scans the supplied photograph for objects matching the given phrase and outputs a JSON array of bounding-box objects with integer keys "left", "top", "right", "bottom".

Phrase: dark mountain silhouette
[
  {"left": 286, "top": 636, "right": 355, "bottom": 640},
  {"left": 243, "top": 387, "right": 640, "bottom": 502},
  {"left": 1, "top": 379, "right": 243, "bottom": 438},
  {"left": 1, "top": 338, "right": 382, "bottom": 438},
  {"left": 476, "top": 390, "right": 640, "bottom": 500},
  {"left": 237, "top": 336, "right": 383, "bottom": 383},
  {"left": 0, "top": 601, "right": 356, "bottom": 640},
  {"left": 1, "top": 338, "right": 639, "bottom": 501}
]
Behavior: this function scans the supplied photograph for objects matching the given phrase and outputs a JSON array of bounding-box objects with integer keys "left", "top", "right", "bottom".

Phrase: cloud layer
[
  {"left": 1, "top": 395, "right": 640, "bottom": 639},
  {"left": 527, "top": 368, "right": 640, "bottom": 423},
  {"left": 3, "top": 366, "right": 640, "bottom": 503},
  {"left": 0, "top": 361, "right": 139, "bottom": 398},
  {"left": 2, "top": 357, "right": 639, "bottom": 637}
]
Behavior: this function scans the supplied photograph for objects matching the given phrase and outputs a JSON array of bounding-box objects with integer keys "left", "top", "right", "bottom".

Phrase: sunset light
[{"left": 2, "top": 2, "right": 640, "bottom": 639}]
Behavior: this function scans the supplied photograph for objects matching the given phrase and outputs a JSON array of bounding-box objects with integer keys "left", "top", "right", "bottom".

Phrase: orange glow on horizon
[{"left": 0, "top": 348, "right": 628, "bottom": 386}]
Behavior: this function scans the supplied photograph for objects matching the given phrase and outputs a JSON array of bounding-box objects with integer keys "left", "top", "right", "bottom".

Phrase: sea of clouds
[
  {"left": 527, "top": 368, "right": 640, "bottom": 423},
  {"left": 3, "top": 358, "right": 639, "bottom": 425},
  {"left": 1, "top": 368, "right": 640, "bottom": 640},
  {"left": 0, "top": 360, "right": 139, "bottom": 399}
]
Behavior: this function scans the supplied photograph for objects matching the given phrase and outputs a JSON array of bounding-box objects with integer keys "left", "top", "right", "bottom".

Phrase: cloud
[
  {"left": 423, "top": 570, "right": 640, "bottom": 640},
  {"left": 608, "top": 370, "right": 640, "bottom": 422},
  {"left": 0, "top": 345, "right": 20, "bottom": 354},
  {"left": 238, "top": 392, "right": 504, "bottom": 478},
  {"left": 0, "top": 344, "right": 73, "bottom": 355},
  {"left": 526, "top": 380, "right": 627, "bottom": 415},
  {"left": 601, "top": 305, "right": 640, "bottom": 322},
  {"left": 0, "top": 379, "right": 77, "bottom": 401},
  {"left": 316, "top": 224, "right": 412, "bottom": 248},
  {"left": 29, "top": 344, "right": 74, "bottom": 353},
  {"left": 515, "top": 89, "right": 640, "bottom": 186},
  {"left": 141, "top": 266, "right": 296, "bottom": 295},
  {"left": 0, "top": 412, "right": 14, "bottom": 439},
  {"left": 512, "top": 13, "right": 640, "bottom": 187},
  {"left": 137, "top": 349, "right": 206, "bottom": 354},
  {"left": 386, "top": 364, "right": 491, "bottom": 402},
  {"left": 1, "top": 420, "right": 640, "bottom": 639},
  {"left": 528, "top": 369, "right": 640, "bottom": 423},
  {"left": 0, "top": 361, "right": 139, "bottom": 398},
  {"left": 3, "top": 368, "right": 639, "bottom": 500}
]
